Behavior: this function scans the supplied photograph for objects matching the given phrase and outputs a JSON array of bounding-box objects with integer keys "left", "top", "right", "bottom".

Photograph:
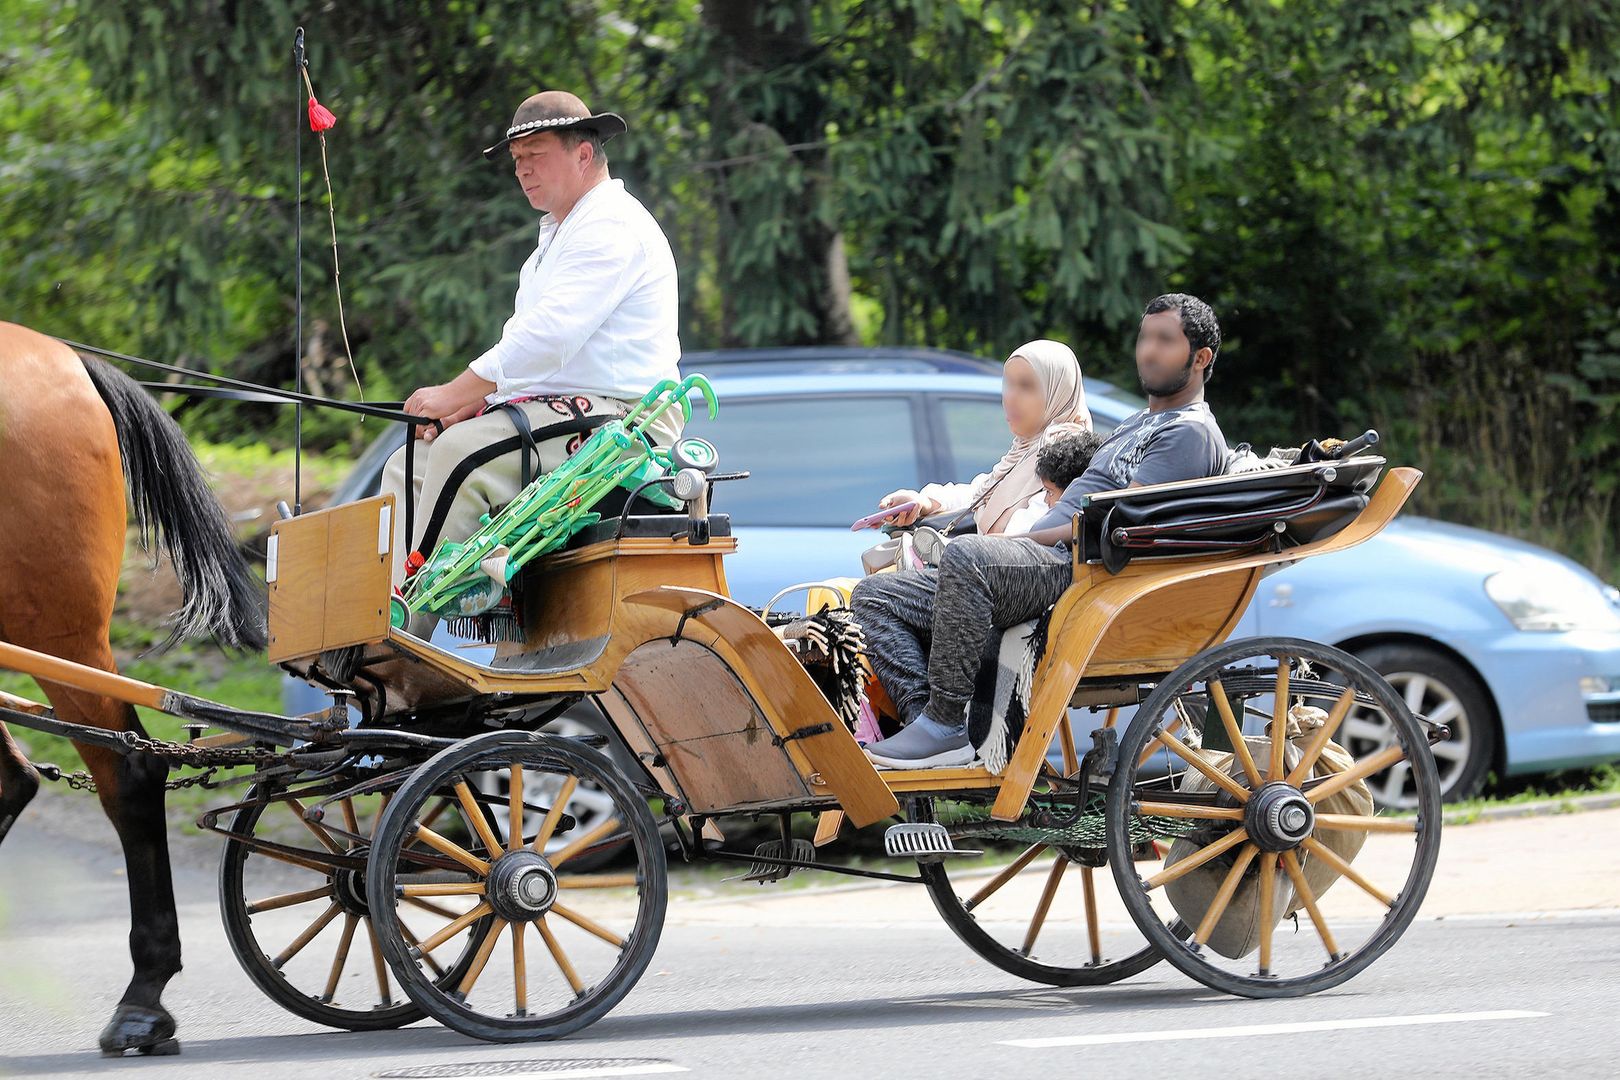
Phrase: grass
[{"left": 1440, "top": 765, "right": 1620, "bottom": 824}]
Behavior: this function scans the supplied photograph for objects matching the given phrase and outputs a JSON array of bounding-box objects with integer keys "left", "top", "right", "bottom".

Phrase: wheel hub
[
  {"left": 1244, "top": 782, "right": 1315, "bottom": 852},
  {"left": 332, "top": 845, "right": 371, "bottom": 916},
  {"left": 485, "top": 850, "right": 558, "bottom": 922}
]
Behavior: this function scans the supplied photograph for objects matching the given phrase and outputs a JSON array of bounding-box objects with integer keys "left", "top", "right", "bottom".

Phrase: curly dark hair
[
  {"left": 1035, "top": 429, "right": 1106, "bottom": 491},
  {"left": 1144, "top": 293, "right": 1222, "bottom": 382}
]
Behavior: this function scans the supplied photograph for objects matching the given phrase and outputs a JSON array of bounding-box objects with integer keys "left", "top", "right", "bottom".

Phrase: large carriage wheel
[
  {"left": 917, "top": 713, "right": 1166, "bottom": 986},
  {"left": 1106, "top": 637, "right": 1442, "bottom": 998},
  {"left": 367, "top": 731, "right": 666, "bottom": 1042},
  {"left": 219, "top": 782, "right": 488, "bottom": 1030}
]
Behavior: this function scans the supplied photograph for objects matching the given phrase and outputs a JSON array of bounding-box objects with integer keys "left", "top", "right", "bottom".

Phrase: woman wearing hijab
[{"left": 874, "top": 339, "right": 1090, "bottom": 536}]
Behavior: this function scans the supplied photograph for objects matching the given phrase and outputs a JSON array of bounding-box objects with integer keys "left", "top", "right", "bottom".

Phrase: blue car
[{"left": 288, "top": 347, "right": 1620, "bottom": 808}]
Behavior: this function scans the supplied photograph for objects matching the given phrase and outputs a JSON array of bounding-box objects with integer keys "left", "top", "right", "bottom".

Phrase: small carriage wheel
[
  {"left": 1105, "top": 636, "right": 1442, "bottom": 998},
  {"left": 916, "top": 712, "right": 1168, "bottom": 986},
  {"left": 219, "top": 782, "right": 489, "bottom": 1031},
  {"left": 367, "top": 730, "right": 667, "bottom": 1042}
]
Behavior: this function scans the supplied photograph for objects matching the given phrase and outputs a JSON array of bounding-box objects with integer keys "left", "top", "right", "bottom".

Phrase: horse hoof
[{"left": 97, "top": 1004, "right": 177, "bottom": 1056}]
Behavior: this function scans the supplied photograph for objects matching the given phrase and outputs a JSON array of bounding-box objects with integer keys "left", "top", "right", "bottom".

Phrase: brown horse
[{"left": 0, "top": 321, "right": 266, "bottom": 1055}]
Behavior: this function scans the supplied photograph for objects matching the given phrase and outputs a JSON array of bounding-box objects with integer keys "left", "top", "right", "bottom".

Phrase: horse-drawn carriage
[{"left": 0, "top": 367, "right": 1444, "bottom": 1046}]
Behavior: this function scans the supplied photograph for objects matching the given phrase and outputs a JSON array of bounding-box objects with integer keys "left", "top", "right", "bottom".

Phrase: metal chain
[{"left": 34, "top": 732, "right": 283, "bottom": 794}]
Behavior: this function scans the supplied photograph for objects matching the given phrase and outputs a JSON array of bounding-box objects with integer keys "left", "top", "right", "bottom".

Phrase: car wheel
[{"left": 1349, "top": 643, "right": 1497, "bottom": 808}]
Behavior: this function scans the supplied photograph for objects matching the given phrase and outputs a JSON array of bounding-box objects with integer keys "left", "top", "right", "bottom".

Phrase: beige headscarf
[{"left": 968, "top": 340, "right": 1091, "bottom": 534}]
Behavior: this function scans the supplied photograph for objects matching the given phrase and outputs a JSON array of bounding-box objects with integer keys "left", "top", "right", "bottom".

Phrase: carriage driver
[{"left": 381, "top": 91, "right": 684, "bottom": 607}]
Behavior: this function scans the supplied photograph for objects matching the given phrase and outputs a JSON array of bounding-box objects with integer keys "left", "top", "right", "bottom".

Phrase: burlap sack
[{"left": 1162, "top": 702, "right": 1374, "bottom": 959}]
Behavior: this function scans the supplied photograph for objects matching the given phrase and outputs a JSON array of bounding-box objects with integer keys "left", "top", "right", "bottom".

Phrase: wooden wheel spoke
[
  {"left": 513, "top": 920, "right": 528, "bottom": 1015},
  {"left": 412, "top": 822, "right": 491, "bottom": 876},
  {"left": 531, "top": 776, "right": 580, "bottom": 854},
  {"left": 1306, "top": 744, "right": 1408, "bottom": 805},
  {"left": 1285, "top": 687, "right": 1357, "bottom": 787},
  {"left": 537, "top": 916, "right": 584, "bottom": 995},
  {"left": 1081, "top": 866, "right": 1102, "bottom": 965},
  {"left": 965, "top": 843, "right": 1046, "bottom": 912},
  {"left": 1208, "top": 679, "right": 1262, "bottom": 788},
  {"left": 1268, "top": 663, "right": 1292, "bottom": 781},
  {"left": 1155, "top": 728, "right": 1252, "bottom": 803},
  {"left": 404, "top": 896, "right": 465, "bottom": 921},
  {"left": 1021, "top": 857, "right": 1069, "bottom": 956},
  {"left": 372, "top": 792, "right": 390, "bottom": 841},
  {"left": 1257, "top": 853, "right": 1277, "bottom": 976},
  {"left": 1193, "top": 843, "right": 1259, "bottom": 945},
  {"left": 1058, "top": 715, "right": 1080, "bottom": 775},
  {"left": 321, "top": 914, "right": 360, "bottom": 1002},
  {"left": 273, "top": 901, "right": 343, "bottom": 969},
  {"left": 285, "top": 798, "right": 346, "bottom": 856},
  {"left": 1135, "top": 800, "right": 1245, "bottom": 821},
  {"left": 400, "top": 881, "right": 487, "bottom": 898},
  {"left": 455, "top": 918, "right": 508, "bottom": 997},
  {"left": 550, "top": 902, "right": 626, "bottom": 948},
  {"left": 557, "top": 873, "right": 640, "bottom": 890},
  {"left": 509, "top": 765, "right": 525, "bottom": 852},
  {"left": 550, "top": 815, "right": 624, "bottom": 869},
  {"left": 398, "top": 920, "right": 445, "bottom": 980},
  {"left": 416, "top": 901, "right": 493, "bottom": 955},
  {"left": 1143, "top": 826, "right": 1247, "bottom": 891},
  {"left": 419, "top": 796, "right": 453, "bottom": 832},
  {"left": 1137, "top": 712, "right": 1183, "bottom": 768},
  {"left": 1313, "top": 813, "right": 1416, "bottom": 834},
  {"left": 366, "top": 921, "right": 395, "bottom": 1007},
  {"left": 340, "top": 797, "right": 360, "bottom": 836},
  {"left": 246, "top": 884, "right": 332, "bottom": 915},
  {"left": 455, "top": 781, "right": 505, "bottom": 858},
  {"left": 1300, "top": 836, "right": 1393, "bottom": 907},
  {"left": 1281, "top": 850, "right": 1341, "bottom": 960}
]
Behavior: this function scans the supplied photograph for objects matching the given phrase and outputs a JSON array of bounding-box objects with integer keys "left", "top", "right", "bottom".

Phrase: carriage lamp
[{"left": 1484, "top": 568, "right": 1620, "bottom": 632}]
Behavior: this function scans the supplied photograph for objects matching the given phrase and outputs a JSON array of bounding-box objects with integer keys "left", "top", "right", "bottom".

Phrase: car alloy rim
[{"left": 1343, "top": 670, "right": 1470, "bottom": 807}]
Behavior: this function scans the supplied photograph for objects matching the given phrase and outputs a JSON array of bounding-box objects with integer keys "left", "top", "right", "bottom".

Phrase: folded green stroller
[{"left": 392, "top": 374, "right": 718, "bottom": 640}]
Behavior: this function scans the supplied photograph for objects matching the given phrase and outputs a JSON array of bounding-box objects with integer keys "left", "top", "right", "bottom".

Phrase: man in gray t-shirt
[{"left": 852, "top": 293, "right": 1230, "bottom": 768}]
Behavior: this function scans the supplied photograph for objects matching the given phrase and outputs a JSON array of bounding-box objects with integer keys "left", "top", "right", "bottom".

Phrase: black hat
[{"left": 482, "top": 91, "right": 627, "bottom": 161}]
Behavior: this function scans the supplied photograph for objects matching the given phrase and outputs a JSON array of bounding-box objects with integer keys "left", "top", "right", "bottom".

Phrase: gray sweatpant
[{"left": 850, "top": 535, "right": 1073, "bottom": 728}]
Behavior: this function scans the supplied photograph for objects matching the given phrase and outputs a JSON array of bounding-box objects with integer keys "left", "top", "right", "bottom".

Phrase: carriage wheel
[
  {"left": 1105, "top": 637, "right": 1442, "bottom": 998},
  {"left": 219, "top": 783, "right": 488, "bottom": 1030},
  {"left": 917, "top": 712, "right": 1166, "bottom": 986},
  {"left": 367, "top": 731, "right": 666, "bottom": 1042}
]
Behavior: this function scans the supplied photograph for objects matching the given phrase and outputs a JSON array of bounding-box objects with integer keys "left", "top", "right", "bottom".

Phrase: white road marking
[
  {"left": 1000, "top": 1009, "right": 1548, "bottom": 1048},
  {"left": 496, "top": 1069, "right": 687, "bottom": 1080}
]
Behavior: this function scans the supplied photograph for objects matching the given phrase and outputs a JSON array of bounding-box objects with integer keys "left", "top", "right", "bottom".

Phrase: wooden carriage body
[{"left": 265, "top": 461, "right": 1422, "bottom": 830}]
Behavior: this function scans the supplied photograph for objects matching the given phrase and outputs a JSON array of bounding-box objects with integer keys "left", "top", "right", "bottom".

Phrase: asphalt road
[{"left": 2, "top": 818, "right": 1617, "bottom": 1080}]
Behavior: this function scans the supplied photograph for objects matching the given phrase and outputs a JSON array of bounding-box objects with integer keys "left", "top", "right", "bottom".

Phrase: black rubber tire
[
  {"left": 920, "top": 858, "right": 1166, "bottom": 986},
  {"left": 1352, "top": 642, "right": 1497, "bottom": 805},
  {"left": 367, "top": 731, "right": 667, "bottom": 1042},
  {"left": 1106, "top": 636, "right": 1443, "bottom": 999},
  {"left": 218, "top": 784, "right": 478, "bottom": 1031}
]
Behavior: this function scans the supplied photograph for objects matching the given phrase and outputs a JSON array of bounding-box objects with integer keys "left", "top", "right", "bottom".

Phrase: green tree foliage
[{"left": 1, "top": 0, "right": 1616, "bottom": 574}]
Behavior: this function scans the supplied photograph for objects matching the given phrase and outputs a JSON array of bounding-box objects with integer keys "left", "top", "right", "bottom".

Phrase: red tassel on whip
[{"left": 307, "top": 96, "right": 336, "bottom": 132}]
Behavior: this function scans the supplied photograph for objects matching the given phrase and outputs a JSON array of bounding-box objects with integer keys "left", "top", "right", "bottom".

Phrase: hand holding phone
[{"left": 851, "top": 501, "right": 919, "bottom": 531}]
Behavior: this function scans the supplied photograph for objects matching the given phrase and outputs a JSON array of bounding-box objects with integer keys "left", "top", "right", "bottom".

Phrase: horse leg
[
  {"left": 0, "top": 720, "right": 41, "bottom": 845},
  {"left": 37, "top": 663, "right": 184, "bottom": 1057}
]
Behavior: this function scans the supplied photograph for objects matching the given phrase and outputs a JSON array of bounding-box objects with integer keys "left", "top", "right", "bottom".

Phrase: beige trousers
[{"left": 381, "top": 393, "right": 683, "bottom": 585}]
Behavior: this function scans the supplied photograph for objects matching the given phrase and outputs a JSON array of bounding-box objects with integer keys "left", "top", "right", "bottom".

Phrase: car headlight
[{"left": 1485, "top": 568, "right": 1620, "bottom": 632}]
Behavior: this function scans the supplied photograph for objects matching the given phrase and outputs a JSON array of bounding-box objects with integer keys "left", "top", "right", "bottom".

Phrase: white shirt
[
  {"left": 918, "top": 476, "right": 1051, "bottom": 535},
  {"left": 469, "top": 178, "right": 681, "bottom": 405}
]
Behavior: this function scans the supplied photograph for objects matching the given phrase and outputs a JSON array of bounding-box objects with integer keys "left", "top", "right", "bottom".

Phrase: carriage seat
[
  {"left": 1079, "top": 456, "right": 1385, "bottom": 573},
  {"left": 561, "top": 512, "right": 732, "bottom": 550}
]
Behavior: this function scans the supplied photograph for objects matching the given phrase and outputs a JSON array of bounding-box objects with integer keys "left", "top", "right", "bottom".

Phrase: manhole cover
[{"left": 376, "top": 1061, "right": 683, "bottom": 1079}]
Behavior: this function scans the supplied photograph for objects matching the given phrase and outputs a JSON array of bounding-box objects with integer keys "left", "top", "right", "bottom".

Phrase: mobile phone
[{"left": 851, "top": 501, "right": 919, "bottom": 531}]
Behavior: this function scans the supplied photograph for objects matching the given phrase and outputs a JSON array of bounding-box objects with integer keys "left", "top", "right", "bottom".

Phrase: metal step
[
  {"left": 884, "top": 822, "right": 982, "bottom": 863},
  {"left": 727, "top": 838, "right": 817, "bottom": 884}
]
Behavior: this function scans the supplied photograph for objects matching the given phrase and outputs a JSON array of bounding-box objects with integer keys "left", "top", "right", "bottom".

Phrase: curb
[{"left": 1442, "top": 790, "right": 1620, "bottom": 826}]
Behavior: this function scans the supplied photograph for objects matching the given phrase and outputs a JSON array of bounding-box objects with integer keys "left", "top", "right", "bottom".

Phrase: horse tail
[{"left": 81, "top": 357, "right": 268, "bottom": 651}]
